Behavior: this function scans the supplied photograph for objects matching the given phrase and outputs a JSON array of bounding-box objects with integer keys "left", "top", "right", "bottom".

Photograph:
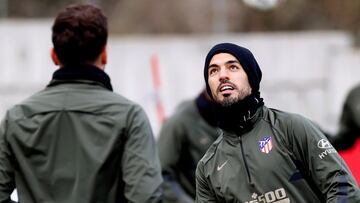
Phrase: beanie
[{"left": 204, "top": 43, "right": 262, "bottom": 98}]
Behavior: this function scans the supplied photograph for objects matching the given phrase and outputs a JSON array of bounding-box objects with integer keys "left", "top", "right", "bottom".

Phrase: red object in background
[
  {"left": 339, "top": 138, "right": 360, "bottom": 184},
  {"left": 150, "top": 54, "right": 165, "bottom": 125}
]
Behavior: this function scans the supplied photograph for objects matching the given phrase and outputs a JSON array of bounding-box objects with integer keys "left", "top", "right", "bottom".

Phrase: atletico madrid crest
[{"left": 259, "top": 136, "right": 273, "bottom": 154}]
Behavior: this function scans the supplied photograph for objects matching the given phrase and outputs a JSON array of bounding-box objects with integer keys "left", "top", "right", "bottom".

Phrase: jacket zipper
[{"left": 239, "top": 136, "right": 253, "bottom": 185}]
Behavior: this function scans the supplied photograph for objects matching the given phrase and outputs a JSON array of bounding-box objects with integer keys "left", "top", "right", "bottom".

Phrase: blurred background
[
  {"left": 3, "top": 1, "right": 360, "bottom": 200},
  {"left": 1, "top": 0, "right": 360, "bottom": 136}
]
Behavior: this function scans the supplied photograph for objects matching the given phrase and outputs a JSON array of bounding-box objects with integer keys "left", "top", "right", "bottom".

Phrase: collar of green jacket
[
  {"left": 221, "top": 106, "right": 264, "bottom": 144},
  {"left": 48, "top": 64, "right": 113, "bottom": 91},
  {"left": 214, "top": 94, "right": 264, "bottom": 133}
]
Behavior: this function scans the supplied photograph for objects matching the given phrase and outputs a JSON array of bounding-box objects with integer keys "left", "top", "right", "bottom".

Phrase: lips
[
  {"left": 220, "top": 85, "right": 234, "bottom": 92},
  {"left": 218, "top": 83, "right": 236, "bottom": 93}
]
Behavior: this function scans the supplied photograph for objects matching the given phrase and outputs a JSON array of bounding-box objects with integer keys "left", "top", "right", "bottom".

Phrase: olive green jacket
[
  {"left": 0, "top": 79, "right": 163, "bottom": 203},
  {"left": 196, "top": 106, "right": 360, "bottom": 203},
  {"left": 328, "top": 84, "right": 360, "bottom": 150},
  {"left": 158, "top": 100, "right": 219, "bottom": 203}
]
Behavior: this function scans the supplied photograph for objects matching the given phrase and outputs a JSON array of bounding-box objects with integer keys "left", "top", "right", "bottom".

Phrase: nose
[{"left": 218, "top": 68, "right": 229, "bottom": 82}]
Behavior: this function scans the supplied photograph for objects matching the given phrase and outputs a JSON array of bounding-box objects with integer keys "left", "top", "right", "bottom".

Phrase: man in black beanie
[{"left": 195, "top": 43, "right": 360, "bottom": 202}]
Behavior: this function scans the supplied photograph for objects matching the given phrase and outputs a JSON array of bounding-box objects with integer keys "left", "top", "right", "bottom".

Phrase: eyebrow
[
  {"left": 226, "top": 60, "right": 240, "bottom": 65},
  {"left": 208, "top": 60, "right": 240, "bottom": 68}
]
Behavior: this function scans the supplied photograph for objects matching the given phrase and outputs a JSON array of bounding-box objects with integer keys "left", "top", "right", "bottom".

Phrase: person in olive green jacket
[
  {"left": 158, "top": 90, "right": 220, "bottom": 203},
  {"left": 0, "top": 4, "right": 162, "bottom": 203},
  {"left": 196, "top": 43, "right": 360, "bottom": 202},
  {"left": 325, "top": 84, "right": 360, "bottom": 184},
  {"left": 327, "top": 84, "right": 360, "bottom": 150}
]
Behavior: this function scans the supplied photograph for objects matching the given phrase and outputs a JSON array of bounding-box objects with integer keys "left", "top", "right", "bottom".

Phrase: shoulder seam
[{"left": 202, "top": 134, "right": 223, "bottom": 164}]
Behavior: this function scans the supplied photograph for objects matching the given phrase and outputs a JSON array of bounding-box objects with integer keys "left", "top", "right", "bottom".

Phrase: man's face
[{"left": 207, "top": 53, "right": 252, "bottom": 107}]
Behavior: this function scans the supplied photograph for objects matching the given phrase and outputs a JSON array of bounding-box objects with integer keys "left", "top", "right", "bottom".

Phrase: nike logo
[{"left": 217, "top": 160, "right": 228, "bottom": 171}]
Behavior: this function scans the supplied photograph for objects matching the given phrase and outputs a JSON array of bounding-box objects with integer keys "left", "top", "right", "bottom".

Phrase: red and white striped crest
[{"left": 259, "top": 136, "right": 273, "bottom": 154}]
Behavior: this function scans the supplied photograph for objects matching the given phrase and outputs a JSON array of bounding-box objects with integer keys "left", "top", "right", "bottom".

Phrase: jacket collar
[
  {"left": 221, "top": 106, "right": 264, "bottom": 144},
  {"left": 47, "top": 64, "right": 113, "bottom": 91},
  {"left": 195, "top": 91, "right": 217, "bottom": 127},
  {"left": 214, "top": 94, "right": 264, "bottom": 132}
]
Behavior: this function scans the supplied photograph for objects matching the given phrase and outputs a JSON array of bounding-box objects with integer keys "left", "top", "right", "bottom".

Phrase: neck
[
  {"left": 214, "top": 93, "right": 264, "bottom": 132},
  {"left": 93, "top": 61, "right": 105, "bottom": 70},
  {"left": 50, "top": 63, "right": 113, "bottom": 91}
]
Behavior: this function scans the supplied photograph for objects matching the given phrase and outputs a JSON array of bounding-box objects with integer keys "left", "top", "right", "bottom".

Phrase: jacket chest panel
[
  {"left": 209, "top": 129, "right": 299, "bottom": 201},
  {"left": 187, "top": 126, "right": 218, "bottom": 160},
  {"left": 241, "top": 132, "right": 297, "bottom": 181}
]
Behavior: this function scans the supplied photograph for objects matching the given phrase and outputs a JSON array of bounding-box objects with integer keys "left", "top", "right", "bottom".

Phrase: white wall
[{"left": 0, "top": 20, "right": 359, "bottom": 136}]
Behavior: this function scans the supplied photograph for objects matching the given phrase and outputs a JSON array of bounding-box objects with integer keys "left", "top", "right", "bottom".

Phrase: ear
[
  {"left": 51, "top": 48, "right": 60, "bottom": 66},
  {"left": 100, "top": 45, "right": 107, "bottom": 65}
]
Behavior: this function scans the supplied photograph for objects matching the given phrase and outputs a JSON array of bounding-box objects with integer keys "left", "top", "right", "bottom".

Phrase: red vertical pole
[{"left": 150, "top": 54, "right": 165, "bottom": 124}]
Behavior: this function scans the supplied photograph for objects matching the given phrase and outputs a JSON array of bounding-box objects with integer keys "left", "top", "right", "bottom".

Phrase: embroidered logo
[
  {"left": 199, "top": 137, "right": 210, "bottom": 145},
  {"left": 317, "top": 139, "right": 336, "bottom": 159},
  {"left": 259, "top": 136, "right": 273, "bottom": 154},
  {"left": 317, "top": 139, "right": 332, "bottom": 149},
  {"left": 217, "top": 160, "right": 228, "bottom": 171}
]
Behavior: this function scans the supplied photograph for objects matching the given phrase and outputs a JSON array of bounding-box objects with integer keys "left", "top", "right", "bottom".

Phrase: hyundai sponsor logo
[{"left": 317, "top": 139, "right": 336, "bottom": 159}]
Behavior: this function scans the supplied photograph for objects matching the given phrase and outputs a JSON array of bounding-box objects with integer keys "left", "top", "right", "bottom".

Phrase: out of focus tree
[
  {"left": 8, "top": 0, "right": 78, "bottom": 17},
  {"left": 111, "top": 0, "right": 360, "bottom": 47},
  {"left": 5, "top": 0, "right": 360, "bottom": 44},
  {"left": 7, "top": 0, "right": 117, "bottom": 18},
  {"left": 108, "top": 0, "right": 212, "bottom": 34}
]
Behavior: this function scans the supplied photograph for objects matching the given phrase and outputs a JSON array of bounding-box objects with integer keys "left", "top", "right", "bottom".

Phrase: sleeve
[
  {"left": 328, "top": 90, "right": 360, "bottom": 150},
  {"left": 157, "top": 116, "right": 194, "bottom": 203},
  {"left": 195, "top": 161, "right": 216, "bottom": 203},
  {"left": 288, "top": 115, "right": 360, "bottom": 202},
  {"left": 121, "top": 106, "right": 163, "bottom": 203},
  {"left": 0, "top": 116, "right": 16, "bottom": 203}
]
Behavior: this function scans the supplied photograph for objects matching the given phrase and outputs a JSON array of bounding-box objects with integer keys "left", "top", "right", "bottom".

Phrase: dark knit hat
[{"left": 204, "top": 43, "right": 262, "bottom": 97}]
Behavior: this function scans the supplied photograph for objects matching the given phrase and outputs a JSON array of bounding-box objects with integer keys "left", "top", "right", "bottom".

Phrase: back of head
[{"left": 52, "top": 4, "right": 108, "bottom": 66}]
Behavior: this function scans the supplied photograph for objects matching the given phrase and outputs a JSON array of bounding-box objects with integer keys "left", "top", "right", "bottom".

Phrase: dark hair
[{"left": 52, "top": 4, "right": 108, "bottom": 66}]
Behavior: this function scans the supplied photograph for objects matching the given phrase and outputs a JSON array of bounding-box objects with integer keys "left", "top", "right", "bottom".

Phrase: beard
[
  {"left": 213, "top": 88, "right": 251, "bottom": 107},
  {"left": 211, "top": 79, "right": 252, "bottom": 107},
  {"left": 217, "top": 94, "right": 242, "bottom": 107}
]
